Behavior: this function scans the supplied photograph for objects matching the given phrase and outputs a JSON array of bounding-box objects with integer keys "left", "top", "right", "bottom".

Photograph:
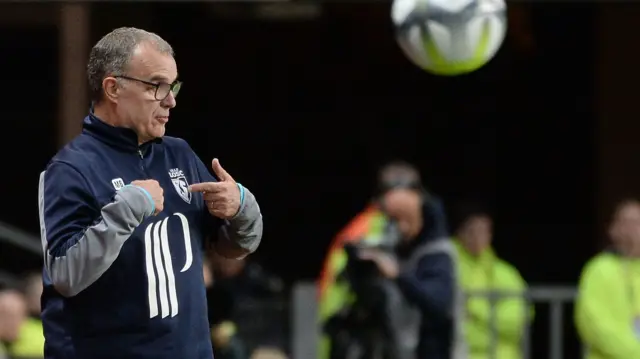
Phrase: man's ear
[{"left": 102, "top": 77, "right": 119, "bottom": 103}]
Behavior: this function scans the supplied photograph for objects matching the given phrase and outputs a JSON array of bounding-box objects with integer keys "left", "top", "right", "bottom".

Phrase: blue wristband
[
  {"left": 237, "top": 183, "right": 245, "bottom": 207},
  {"left": 125, "top": 184, "right": 155, "bottom": 214}
]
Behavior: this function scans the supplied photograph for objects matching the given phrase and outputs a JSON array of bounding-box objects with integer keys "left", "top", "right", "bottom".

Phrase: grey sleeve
[
  {"left": 39, "top": 168, "right": 155, "bottom": 297},
  {"left": 216, "top": 186, "right": 263, "bottom": 258}
]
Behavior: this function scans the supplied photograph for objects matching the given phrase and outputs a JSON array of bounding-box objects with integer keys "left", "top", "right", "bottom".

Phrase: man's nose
[{"left": 161, "top": 91, "right": 177, "bottom": 108}]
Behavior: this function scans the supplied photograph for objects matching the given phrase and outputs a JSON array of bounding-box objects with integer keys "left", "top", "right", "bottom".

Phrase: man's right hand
[{"left": 131, "top": 180, "right": 164, "bottom": 215}]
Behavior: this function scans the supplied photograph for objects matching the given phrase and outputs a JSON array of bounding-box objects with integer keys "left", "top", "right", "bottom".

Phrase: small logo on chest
[
  {"left": 111, "top": 178, "right": 125, "bottom": 190},
  {"left": 168, "top": 168, "right": 191, "bottom": 204}
]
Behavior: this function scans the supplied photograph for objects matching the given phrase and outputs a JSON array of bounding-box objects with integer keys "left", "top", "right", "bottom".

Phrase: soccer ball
[{"left": 391, "top": 0, "right": 507, "bottom": 76}]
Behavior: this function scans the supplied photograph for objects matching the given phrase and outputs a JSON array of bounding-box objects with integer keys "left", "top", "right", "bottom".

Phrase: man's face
[
  {"left": 458, "top": 215, "right": 492, "bottom": 256},
  {"left": 114, "top": 43, "right": 178, "bottom": 143},
  {"left": 0, "top": 292, "right": 26, "bottom": 342},
  {"left": 610, "top": 202, "right": 640, "bottom": 252},
  {"left": 382, "top": 189, "right": 423, "bottom": 241}
]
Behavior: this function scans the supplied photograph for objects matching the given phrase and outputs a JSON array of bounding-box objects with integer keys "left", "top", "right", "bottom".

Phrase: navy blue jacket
[
  {"left": 38, "top": 114, "right": 262, "bottom": 359},
  {"left": 396, "top": 196, "right": 457, "bottom": 359}
]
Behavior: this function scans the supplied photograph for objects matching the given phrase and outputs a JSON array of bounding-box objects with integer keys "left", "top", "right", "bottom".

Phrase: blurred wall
[
  {"left": 0, "top": 3, "right": 602, "bottom": 358},
  {"left": 0, "top": 2, "right": 597, "bottom": 285},
  {"left": 596, "top": 4, "right": 640, "bottom": 239}
]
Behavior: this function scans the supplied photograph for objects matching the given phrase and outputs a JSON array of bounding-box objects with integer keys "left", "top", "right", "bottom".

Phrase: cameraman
[
  {"left": 319, "top": 161, "right": 466, "bottom": 359},
  {"left": 355, "top": 161, "right": 466, "bottom": 359},
  {"left": 318, "top": 161, "right": 422, "bottom": 359}
]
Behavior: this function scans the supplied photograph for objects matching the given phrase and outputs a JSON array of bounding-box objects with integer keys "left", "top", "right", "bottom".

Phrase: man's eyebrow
[
  {"left": 150, "top": 73, "right": 179, "bottom": 83},
  {"left": 149, "top": 75, "right": 168, "bottom": 83}
]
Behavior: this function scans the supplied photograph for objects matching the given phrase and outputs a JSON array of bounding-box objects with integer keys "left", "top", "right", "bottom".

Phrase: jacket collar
[
  {"left": 82, "top": 111, "right": 162, "bottom": 153},
  {"left": 452, "top": 237, "right": 496, "bottom": 263}
]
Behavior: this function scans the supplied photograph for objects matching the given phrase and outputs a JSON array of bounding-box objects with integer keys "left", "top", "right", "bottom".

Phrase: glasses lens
[
  {"left": 156, "top": 83, "right": 171, "bottom": 100},
  {"left": 172, "top": 82, "right": 182, "bottom": 98}
]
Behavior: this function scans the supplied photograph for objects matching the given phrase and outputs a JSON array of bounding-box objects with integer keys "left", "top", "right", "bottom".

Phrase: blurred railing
[
  {"left": 0, "top": 269, "right": 20, "bottom": 286},
  {"left": 289, "top": 283, "right": 579, "bottom": 359},
  {"left": 0, "top": 220, "right": 41, "bottom": 256},
  {"left": 466, "top": 287, "right": 578, "bottom": 359},
  {"left": 0, "top": 220, "right": 41, "bottom": 286},
  {"left": 0, "top": 223, "right": 582, "bottom": 359}
]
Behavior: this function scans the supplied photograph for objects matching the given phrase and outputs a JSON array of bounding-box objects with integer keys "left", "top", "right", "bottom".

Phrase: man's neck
[
  {"left": 618, "top": 243, "right": 640, "bottom": 258},
  {"left": 93, "top": 103, "right": 144, "bottom": 145},
  {"left": 93, "top": 102, "right": 127, "bottom": 129},
  {"left": 463, "top": 245, "right": 483, "bottom": 258}
]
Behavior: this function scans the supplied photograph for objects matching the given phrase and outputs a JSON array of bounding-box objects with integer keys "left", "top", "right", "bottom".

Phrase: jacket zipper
[{"left": 138, "top": 149, "right": 150, "bottom": 177}]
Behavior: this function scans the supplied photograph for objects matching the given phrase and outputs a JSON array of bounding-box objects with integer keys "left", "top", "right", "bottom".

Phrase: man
[
  {"left": 317, "top": 161, "right": 420, "bottom": 359},
  {"left": 0, "top": 289, "right": 27, "bottom": 359},
  {"left": 359, "top": 179, "right": 466, "bottom": 359},
  {"left": 575, "top": 199, "right": 640, "bottom": 359},
  {"left": 38, "top": 27, "right": 263, "bottom": 359},
  {"left": 320, "top": 161, "right": 465, "bottom": 359},
  {"left": 208, "top": 251, "right": 285, "bottom": 357},
  {"left": 207, "top": 252, "right": 247, "bottom": 359},
  {"left": 10, "top": 272, "right": 45, "bottom": 358},
  {"left": 451, "top": 205, "right": 530, "bottom": 359}
]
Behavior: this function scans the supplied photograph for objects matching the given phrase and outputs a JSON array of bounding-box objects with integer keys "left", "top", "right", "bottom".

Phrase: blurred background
[{"left": 1, "top": 1, "right": 638, "bottom": 359}]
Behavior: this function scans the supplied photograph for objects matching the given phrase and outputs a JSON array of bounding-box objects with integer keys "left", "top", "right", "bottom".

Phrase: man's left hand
[
  {"left": 189, "top": 158, "right": 241, "bottom": 219},
  {"left": 358, "top": 248, "right": 400, "bottom": 279}
]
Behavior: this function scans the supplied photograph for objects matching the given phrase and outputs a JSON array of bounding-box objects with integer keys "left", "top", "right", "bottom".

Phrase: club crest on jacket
[{"left": 169, "top": 168, "right": 191, "bottom": 204}]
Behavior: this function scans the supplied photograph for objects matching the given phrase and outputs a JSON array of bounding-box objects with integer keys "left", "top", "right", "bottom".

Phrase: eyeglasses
[{"left": 114, "top": 75, "right": 182, "bottom": 101}]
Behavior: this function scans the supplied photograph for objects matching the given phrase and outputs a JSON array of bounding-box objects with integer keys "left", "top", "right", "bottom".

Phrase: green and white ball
[{"left": 391, "top": 0, "right": 507, "bottom": 76}]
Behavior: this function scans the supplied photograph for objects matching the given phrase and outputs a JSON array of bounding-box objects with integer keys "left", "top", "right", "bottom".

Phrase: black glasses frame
[{"left": 114, "top": 75, "right": 182, "bottom": 101}]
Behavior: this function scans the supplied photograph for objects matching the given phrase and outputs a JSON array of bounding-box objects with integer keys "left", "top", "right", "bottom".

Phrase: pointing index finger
[{"left": 188, "top": 182, "right": 224, "bottom": 193}]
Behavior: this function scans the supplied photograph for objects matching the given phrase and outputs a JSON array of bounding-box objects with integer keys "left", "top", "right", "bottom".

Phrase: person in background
[
  {"left": 203, "top": 257, "right": 214, "bottom": 289},
  {"left": 207, "top": 251, "right": 284, "bottom": 359},
  {"left": 575, "top": 199, "right": 640, "bottom": 359},
  {"left": 451, "top": 204, "right": 531, "bottom": 359},
  {"left": 204, "top": 253, "right": 247, "bottom": 359},
  {"left": 10, "top": 272, "right": 45, "bottom": 358},
  {"left": 360, "top": 177, "right": 464, "bottom": 359},
  {"left": 317, "top": 160, "right": 423, "bottom": 359},
  {"left": 207, "top": 252, "right": 247, "bottom": 359},
  {"left": 9, "top": 273, "right": 45, "bottom": 358},
  {"left": 321, "top": 160, "right": 466, "bottom": 359},
  {"left": 0, "top": 289, "right": 27, "bottom": 359}
]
